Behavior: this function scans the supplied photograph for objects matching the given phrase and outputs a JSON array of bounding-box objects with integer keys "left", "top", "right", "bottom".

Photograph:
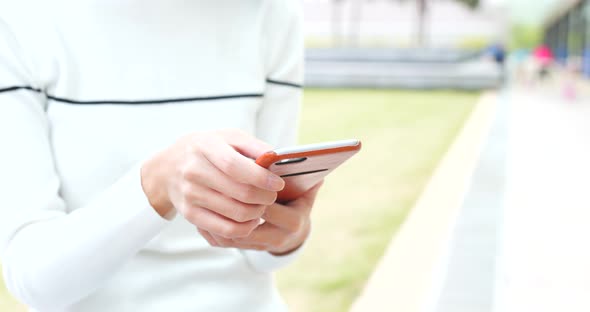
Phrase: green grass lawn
[
  {"left": 0, "top": 89, "right": 477, "bottom": 312},
  {"left": 276, "top": 89, "right": 477, "bottom": 312}
]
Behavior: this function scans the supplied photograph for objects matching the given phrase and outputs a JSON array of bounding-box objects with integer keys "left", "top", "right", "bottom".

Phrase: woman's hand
[
  {"left": 198, "top": 182, "right": 323, "bottom": 255},
  {"left": 140, "top": 129, "right": 285, "bottom": 239}
]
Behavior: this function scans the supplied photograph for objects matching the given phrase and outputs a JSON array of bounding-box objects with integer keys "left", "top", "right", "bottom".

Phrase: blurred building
[
  {"left": 544, "top": 0, "right": 590, "bottom": 76},
  {"left": 304, "top": 0, "right": 508, "bottom": 48}
]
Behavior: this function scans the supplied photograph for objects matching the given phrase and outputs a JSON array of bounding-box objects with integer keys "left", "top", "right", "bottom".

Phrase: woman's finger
[
  {"left": 184, "top": 182, "right": 266, "bottom": 222},
  {"left": 287, "top": 181, "right": 324, "bottom": 214},
  {"left": 218, "top": 129, "right": 273, "bottom": 160},
  {"left": 186, "top": 158, "right": 278, "bottom": 206},
  {"left": 209, "top": 233, "right": 268, "bottom": 251},
  {"left": 184, "top": 206, "right": 259, "bottom": 239},
  {"left": 232, "top": 223, "right": 286, "bottom": 248},
  {"left": 262, "top": 203, "right": 304, "bottom": 233},
  {"left": 197, "top": 228, "right": 219, "bottom": 247},
  {"left": 200, "top": 137, "right": 284, "bottom": 192}
]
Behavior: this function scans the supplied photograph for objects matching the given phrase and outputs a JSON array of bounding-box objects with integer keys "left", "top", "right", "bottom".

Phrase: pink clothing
[{"left": 534, "top": 45, "right": 554, "bottom": 66}]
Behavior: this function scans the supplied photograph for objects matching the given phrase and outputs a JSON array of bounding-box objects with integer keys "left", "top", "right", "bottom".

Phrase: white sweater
[{"left": 0, "top": 1, "right": 303, "bottom": 311}]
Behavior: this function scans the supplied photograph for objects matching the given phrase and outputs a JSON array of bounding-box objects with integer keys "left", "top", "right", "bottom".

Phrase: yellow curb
[{"left": 350, "top": 92, "right": 499, "bottom": 312}]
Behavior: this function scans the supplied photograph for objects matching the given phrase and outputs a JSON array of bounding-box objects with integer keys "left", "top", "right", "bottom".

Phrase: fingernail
[{"left": 268, "top": 174, "right": 285, "bottom": 191}]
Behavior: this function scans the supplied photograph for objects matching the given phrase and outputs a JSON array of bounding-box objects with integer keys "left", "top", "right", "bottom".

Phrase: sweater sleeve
[
  {"left": 242, "top": 0, "right": 305, "bottom": 273},
  {"left": 0, "top": 18, "right": 168, "bottom": 310}
]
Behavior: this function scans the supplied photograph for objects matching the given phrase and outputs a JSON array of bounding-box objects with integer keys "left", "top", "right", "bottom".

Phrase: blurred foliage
[
  {"left": 458, "top": 36, "right": 492, "bottom": 50},
  {"left": 509, "top": 24, "right": 543, "bottom": 50},
  {"left": 391, "top": 0, "right": 480, "bottom": 46},
  {"left": 393, "top": 0, "right": 480, "bottom": 9},
  {"left": 455, "top": 0, "right": 480, "bottom": 9},
  {"left": 329, "top": 0, "right": 483, "bottom": 47}
]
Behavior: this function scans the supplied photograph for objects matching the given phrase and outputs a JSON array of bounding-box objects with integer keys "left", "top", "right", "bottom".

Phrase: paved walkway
[
  {"left": 494, "top": 85, "right": 590, "bottom": 311},
  {"left": 433, "top": 89, "right": 508, "bottom": 312},
  {"left": 351, "top": 79, "right": 590, "bottom": 311}
]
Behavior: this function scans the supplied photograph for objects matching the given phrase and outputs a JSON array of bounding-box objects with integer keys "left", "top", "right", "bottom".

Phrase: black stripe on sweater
[
  {"left": 266, "top": 79, "right": 303, "bottom": 89},
  {"left": 0, "top": 86, "right": 264, "bottom": 105},
  {"left": 0, "top": 85, "right": 43, "bottom": 94},
  {"left": 45, "top": 93, "right": 264, "bottom": 105},
  {"left": 0, "top": 78, "right": 302, "bottom": 105}
]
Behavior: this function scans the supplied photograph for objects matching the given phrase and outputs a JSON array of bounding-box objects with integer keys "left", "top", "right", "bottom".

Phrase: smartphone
[{"left": 256, "top": 139, "right": 362, "bottom": 202}]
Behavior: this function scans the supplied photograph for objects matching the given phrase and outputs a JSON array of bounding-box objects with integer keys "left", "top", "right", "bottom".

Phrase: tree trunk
[
  {"left": 416, "top": 0, "right": 428, "bottom": 47},
  {"left": 331, "top": 0, "right": 343, "bottom": 47},
  {"left": 349, "top": 0, "right": 363, "bottom": 47}
]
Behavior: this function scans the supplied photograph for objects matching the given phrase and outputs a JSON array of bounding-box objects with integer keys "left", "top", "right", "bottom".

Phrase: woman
[{"left": 0, "top": 1, "right": 318, "bottom": 311}]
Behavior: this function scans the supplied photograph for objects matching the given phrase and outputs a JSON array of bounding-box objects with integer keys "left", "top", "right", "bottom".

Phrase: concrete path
[
  {"left": 432, "top": 89, "right": 508, "bottom": 312},
  {"left": 494, "top": 87, "right": 590, "bottom": 312},
  {"left": 350, "top": 82, "right": 590, "bottom": 312}
]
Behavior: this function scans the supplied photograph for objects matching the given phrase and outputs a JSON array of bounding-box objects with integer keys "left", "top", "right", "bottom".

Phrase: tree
[
  {"left": 331, "top": 0, "right": 481, "bottom": 47},
  {"left": 399, "top": 0, "right": 481, "bottom": 46},
  {"left": 457, "top": 0, "right": 479, "bottom": 9},
  {"left": 332, "top": 0, "right": 346, "bottom": 47}
]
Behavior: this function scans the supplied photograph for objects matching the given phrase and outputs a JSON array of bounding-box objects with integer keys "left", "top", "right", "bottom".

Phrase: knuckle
[
  {"left": 263, "top": 191, "right": 278, "bottom": 206},
  {"left": 290, "top": 215, "right": 305, "bottom": 233},
  {"left": 252, "top": 205, "right": 266, "bottom": 219},
  {"left": 194, "top": 137, "right": 210, "bottom": 150},
  {"left": 237, "top": 222, "right": 257, "bottom": 238},
  {"left": 179, "top": 179, "right": 192, "bottom": 193},
  {"left": 240, "top": 204, "right": 264, "bottom": 222},
  {"left": 184, "top": 144, "right": 204, "bottom": 162},
  {"left": 255, "top": 173, "right": 269, "bottom": 188},
  {"left": 215, "top": 238, "right": 231, "bottom": 248},
  {"left": 180, "top": 163, "right": 198, "bottom": 182},
  {"left": 270, "top": 237, "right": 286, "bottom": 249},
  {"left": 218, "top": 154, "right": 237, "bottom": 174},
  {"left": 182, "top": 207, "right": 200, "bottom": 225},
  {"left": 175, "top": 201, "right": 190, "bottom": 215},
  {"left": 184, "top": 141, "right": 198, "bottom": 154},
  {"left": 218, "top": 222, "right": 243, "bottom": 238},
  {"left": 203, "top": 237, "right": 216, "bottom": 247},
  {"left": 230, "top": 205, "right": 251, "bottom": 223},
  {"left": 245, "top": 219, "right": 260, "bottom": 232},
  {"left": 182, "top": 193, "right": 193, "bottom": 204},
  {"left": 236, "top": 185, "right": 258, "bottom": 204},
  {"left": 235, "top": 226, "right": 251, "bottom": 238},
  {"left": 217, "top": 223, "right": 234, "bottom": 238},
  {"left": 180, "top": 182, "right": 196, "bottom": 202}
]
